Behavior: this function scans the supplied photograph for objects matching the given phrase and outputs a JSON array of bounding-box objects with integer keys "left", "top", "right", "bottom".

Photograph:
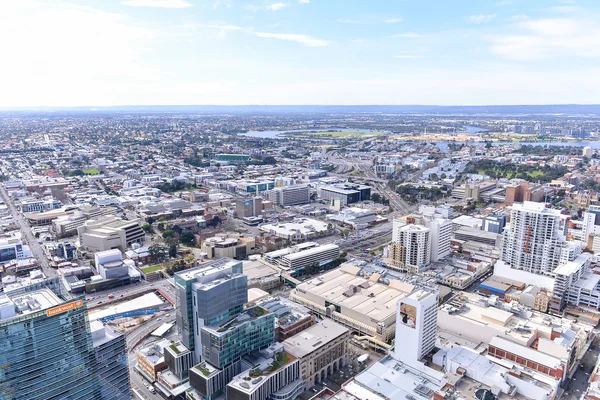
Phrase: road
[
  {"left": 562, "top": 338, "right": 599, "bottom": 400},
  {"left": 0, "top": 183, "right": 55, "bottom": 276}
]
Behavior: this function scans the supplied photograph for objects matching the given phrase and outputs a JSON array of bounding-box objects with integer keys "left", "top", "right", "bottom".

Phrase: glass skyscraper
[{"left": 0, "top": 276, "right": 130, "bottom": 400}]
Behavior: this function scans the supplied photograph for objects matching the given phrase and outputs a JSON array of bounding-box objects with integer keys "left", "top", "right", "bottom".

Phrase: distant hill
[{"left": 3, "top": 104, "right": 600, "bottom": 115}]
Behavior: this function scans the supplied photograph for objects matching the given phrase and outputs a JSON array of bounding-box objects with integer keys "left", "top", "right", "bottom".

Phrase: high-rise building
[
  {"left": 423, "top": 216, "right": 452, "bottom": 262},
  {"left": 500, "top": 201, "right": 575, "bottom": 276},
  {"left": 0, "top": 277, "right": 130, "bottom": 400},
  {"left": 393, "top": 289, "right": 438, "bottom": 363},
  {"left": 391, "top": 220, "right": 431, "bottom": 273},
  {"left": 174, "top": 258, "right": 248, "bottom": 362},
  {"left": 91, "top": 320, "right": 131, "bottom": 400}
]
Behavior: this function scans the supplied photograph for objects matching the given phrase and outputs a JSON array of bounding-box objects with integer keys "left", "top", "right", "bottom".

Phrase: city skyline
[{"left": 2, "top": 0, "right": 600, "bottom": 106}]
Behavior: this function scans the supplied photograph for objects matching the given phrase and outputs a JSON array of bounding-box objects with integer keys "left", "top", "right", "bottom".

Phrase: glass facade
[
  {"left": 0, "top": 301, "right": 102, "bottom": 400},
  {"left": 94, "top": 330, "right": 131, "bottom": 400},
  {"left": 0, "top": 278, "right": 130, "bottom": 400}
]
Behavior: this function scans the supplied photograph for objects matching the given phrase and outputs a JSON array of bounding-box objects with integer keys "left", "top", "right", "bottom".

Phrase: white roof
[{"left": 489, "top": 336, "right": 562, "bottom": 368}]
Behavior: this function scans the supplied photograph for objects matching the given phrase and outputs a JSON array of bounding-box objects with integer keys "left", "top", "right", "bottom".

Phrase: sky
[{"left": 1, "top": 0, "right": 600, "bottom": 106}]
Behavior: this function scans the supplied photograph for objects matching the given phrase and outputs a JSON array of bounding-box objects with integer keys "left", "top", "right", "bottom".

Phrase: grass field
[
  {"left": 140, "top": 265, "right": 163, "bottom": 274},
  {"left": 83, "top": 168, "right": 101, "bottom": 175}
]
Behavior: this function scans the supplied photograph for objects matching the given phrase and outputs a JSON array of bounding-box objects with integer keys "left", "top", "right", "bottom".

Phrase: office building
[
  {"left": 317, "top": 183, "right": 371, "bottom": 205},
  {"left": 226, "top": 346, "right": 302, "bottom": 400},
  {"left": 391, "top": 221, "right": 431, "bottom": 273},
  {"left": 56, "top": 242, "right": 78, "bottom": 260},
  {"left": 91, "top": 320, "right": 131, "bottom": 400},
  {"left": 78, "top": 215, "right": 145, "bottom": 253},
  {"left": 200, "top": 233, "right": 255, "bottom": 259},
  {"left": 0, "top": 239, "right": 26, "bottom": 263},
  {"left": 283, "top": 320, "right": 349, "bottom": 385},
  {"left": 164, "top": 341, "right": 194, "bottom": 380},
  {"left": 53, "top": 206, "right": 118, "bottom": 237},
  {"left": 583, "top": 146, "right": 594, "bottom": 158},
  {"left": 174, "top": 258, "right": 248, "bottom": 362},
  {"left": 266, "top": 184, "right": 310, "bottom": 207},
  {"left": 482, "top": 212, "right": 506, "bottom": 234},
  {"left": 504, "top": 180, "right": 545, "bottom": 204},
  {"left": 0, "top": 276, "right": 130, "bottom": 400},
  {"left": 236, "top": 197, "right": 263, "bottom": 218},
  {"left": 18, "top": 197, "right": 62, "bottom": 213},
  {"left": 264, "top": 243, "right": 340, "bottom": 272}
]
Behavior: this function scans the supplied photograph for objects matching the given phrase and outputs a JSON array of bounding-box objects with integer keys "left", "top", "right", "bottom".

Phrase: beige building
[
  {"left": 290, "top": 263, "right": 414, "bottom": 343},
  {"left": 283, "top": 320, "right": 349, "bottom": 385},
  {"left": 77, "top": 215, "right": 145, "bottom": 253},
  {"left": 136, "top": 339, "right": 170, "bottom": 380},
  {"left": 200, "top": 233, "right": 255, "bottom": 259}
]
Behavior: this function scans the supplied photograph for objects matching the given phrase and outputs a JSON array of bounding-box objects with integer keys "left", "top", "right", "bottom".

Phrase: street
[
  {"left": 562, "top": 338, "right": 599, "bottom": 400},
  {"left": 0, "top": 183, "right": 55, "bottom": 276}
]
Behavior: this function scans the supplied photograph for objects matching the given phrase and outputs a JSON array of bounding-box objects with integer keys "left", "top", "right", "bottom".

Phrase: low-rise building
[
  {"left": 136, "top": 339, "right": 170, "bottom": 381},
  {"left": 78, "top": 216, "right": 145, "bottom": 253}
]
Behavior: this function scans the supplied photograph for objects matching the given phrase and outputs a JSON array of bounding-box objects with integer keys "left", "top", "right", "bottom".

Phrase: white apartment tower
[
  {"left": 423, "top": 217, "right": 452, "bottom": 262},
  {"left": 501, "top": 202, "right": 578, "bottom": 276},
  {"left": 392, "top": 221, "right": 431, "bottom": 273},
  {"left": 394, "top": 289, "right": 438, "bottom": 363}
]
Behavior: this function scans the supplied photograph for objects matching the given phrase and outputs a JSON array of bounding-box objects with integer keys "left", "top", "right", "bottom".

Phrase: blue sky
[{"left": 1, "top": 0, "right": 600, "bottom": 106}]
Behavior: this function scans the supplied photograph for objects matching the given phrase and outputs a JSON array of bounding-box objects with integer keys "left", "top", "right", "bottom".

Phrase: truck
[{"left": 357, "top": 354, "right": 369, "bottom": 364}]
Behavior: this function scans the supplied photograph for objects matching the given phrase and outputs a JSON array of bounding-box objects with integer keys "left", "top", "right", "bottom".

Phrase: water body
[{"left": 462, "top": 126, "right": 489, "bottom": 133}]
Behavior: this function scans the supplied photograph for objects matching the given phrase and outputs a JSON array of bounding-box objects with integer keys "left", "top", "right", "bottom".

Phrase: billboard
[
  {"left": 399, "top": 302, "right": 416, "bottom": 329},
  {"left": 46, "top": 300, "right": 83, "bottom": 317}
]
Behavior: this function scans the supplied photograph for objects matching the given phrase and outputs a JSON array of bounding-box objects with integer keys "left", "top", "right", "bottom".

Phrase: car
[{"left": 120, "top": 295, "right": 124, "bottom": 298}]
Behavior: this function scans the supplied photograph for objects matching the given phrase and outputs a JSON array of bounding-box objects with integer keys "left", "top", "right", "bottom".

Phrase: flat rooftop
[
  {"left": 88, "top": 292, "right": 164, "bottom": 321},
  {"left": 283, "top": 320, "right": 348, "bottom": 358},
  {"left": 352, "top": 356, "right": 444, "bottom": 400},
  {"left": 0, "top": 288, "right": 63, "bottom": 322},
  {"left": 175, "top": 258, "right": 240, "bottom": 282},
  {"left": 294, "top": 265, "right": 410, "bottom": 323},
  {"left": 260, "top": 218, "right": 330, "bottom": 236},
  {"left": 228, "top": 351, "right": 297, "bottom": 394}
]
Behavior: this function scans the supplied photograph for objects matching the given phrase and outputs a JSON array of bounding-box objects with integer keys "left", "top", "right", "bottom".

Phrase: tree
[
  {"left": 430, "top": 173, "right": 438, "bottom": 181},
  {"left": 485, "top": 141, "right": 492, "bottom": 149},
  {"left": 168, "top": 244, "right": 178, "bottom": 258},
  {"left": 162, "top": 230, "right": 175, "bottom": 239},
  {"left": 147, "top": 217, "right": 155, "bottom": 225},
  {"left": 440, "top": 173, "right": 447, "bottom": 180},
  {"left": 262, "top": 156, "right": 277, "bottom": 165},
  {"left": 148, "top": 244, "right": 166, "bottom": 262},
  {"left": 142, "top": 224, "right": 153, "bottom": 233},
  {"left": 181, "top": 231, "right": 195, "bottom": 246}
]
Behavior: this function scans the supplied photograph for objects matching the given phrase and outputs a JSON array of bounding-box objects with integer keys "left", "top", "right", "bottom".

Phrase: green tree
[
  {"left": 181, "top": 231, "right": 195, "bottom": 246},
  {"left": 148, "top": 244, "right": 166, "bottom": 262},
  {"left": 142, "top": 224, "right": 153, "bottom": 233},
  {"left": 162, "top": 230, "right": 175, "bottom": 239},
  {"left": 262, "top": 156, "right": 277, "bottom": 165},
  {"left": 168, "top": 244, "right": 178, "bottom": 258}
]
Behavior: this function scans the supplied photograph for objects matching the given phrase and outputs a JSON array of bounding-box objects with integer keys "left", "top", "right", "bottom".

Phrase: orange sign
[{"left": 46, "top": 300, "right": 83, "bottom": 317}]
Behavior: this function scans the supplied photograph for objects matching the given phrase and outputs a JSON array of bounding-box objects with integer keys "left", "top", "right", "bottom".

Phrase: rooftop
[
  {"left": 283, "top": 320, "right": 348, "bottom": 358},
  {"left": 228, "top": 350, "right": 297, "bottom": 394},
  {"left": 203, "top": 306, "right": 270, "bottom": 335}
]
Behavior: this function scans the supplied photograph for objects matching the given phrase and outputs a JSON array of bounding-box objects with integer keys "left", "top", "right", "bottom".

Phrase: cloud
[
  {"left": 266, "top": 2, "right": 288, "bottom": 11},
  {"left": 490, "top": 18, "right": 600, "bottom": 60},
  {"left": 120, "top": 0, "right": 192, "bottom": 8},
  {"left": 385, "top": 18, "right": 403, "bottom": 23},
  {"left": 467, "top": 14, "right": 496, "bottom": 24},
  {"left": 506, "top": 14, "right": 528, "bottom": 21},
  {"left": 393, "top": 55, "right": 423, "bottom": 59},
  {"left": 203, "top": 24, "right": 244, "bottom": 30},
  {"left": 254, "top": 32, "right": 330, "bottom": 47},
  {"left": 390, "top": 32, "right": 426, "bottom": 38},
  {"left": 298, "top": 0, "right": 310, "bottom": 3},
  {"left": 495, "top": 0, "right": 514, "bottom": 6},
  {"left": 336, "top": 19, "right": 364, "bottom": 24}
]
